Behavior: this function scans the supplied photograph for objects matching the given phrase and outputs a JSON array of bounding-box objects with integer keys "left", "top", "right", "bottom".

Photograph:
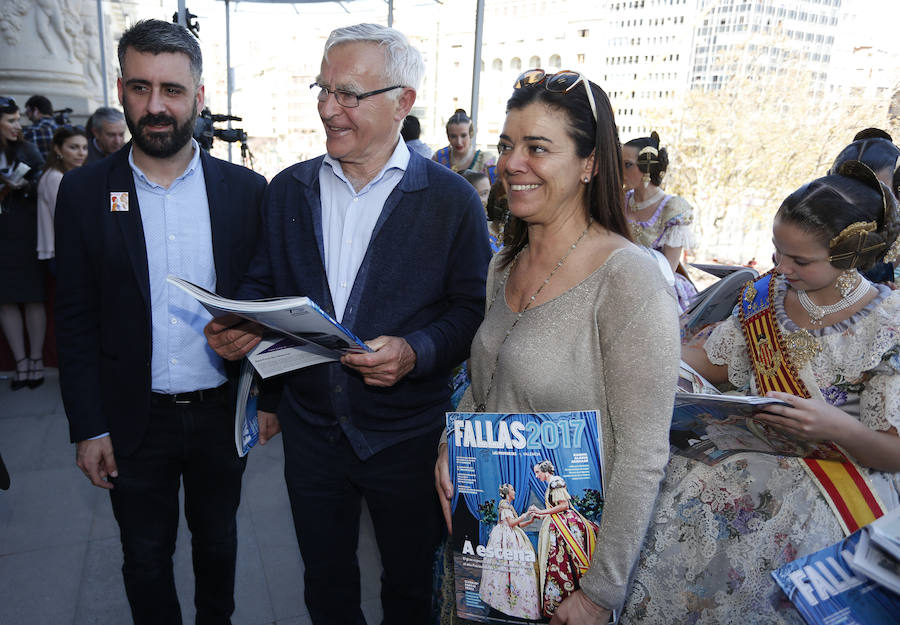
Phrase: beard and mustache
[{"left": 124, "top": 99, "right": 197, "bottom": 158}]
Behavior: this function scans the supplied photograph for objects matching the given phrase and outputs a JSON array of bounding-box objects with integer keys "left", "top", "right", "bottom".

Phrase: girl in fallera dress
[
  {"left": 622, "top": 132, "right": 698, "bottom": 312},
  {"left": 433, "top": 109, "right": 497, "bottom": 182},
  {"left": 623, "top": 161, "right": 900, "bottom": 624},
  {"left": 478, "top": 483, "right": 541, "bottom": 619}
]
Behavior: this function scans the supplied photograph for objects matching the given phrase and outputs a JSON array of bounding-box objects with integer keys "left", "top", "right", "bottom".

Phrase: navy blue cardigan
[{"left": 238, "top": 150, "right": 491, "bottom": 458}]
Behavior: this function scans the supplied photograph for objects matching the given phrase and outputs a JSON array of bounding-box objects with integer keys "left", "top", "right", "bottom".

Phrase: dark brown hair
[
  {"left": 777, "top": 161, "right": 900, "bottom": 270},
  {"left": 498, "top": 77, "right": 628, "bottom": 268},
  {"left": 0, "top": 97, "right": 22, "bottom": 158},
  {"left": 446, "top": 109, "right": 474, "bottom": 136},
  {"left": 624, "top": 131, "right": 669, "bottom": 187},
  {"left": 42, "top": 127, "right": 89, "bottom": 174}
]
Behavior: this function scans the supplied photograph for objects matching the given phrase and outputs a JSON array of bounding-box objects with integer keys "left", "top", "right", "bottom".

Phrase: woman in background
[
  {"left": 433, "top": 109, "right": 497, "bottom": 182},
  {"left": 0, "top": 96, "right": 46, "bottom": 390},
  {"left": 623, "top": 132, "right": 698, "bottom": 312},
  {"left": 37, "top": 126, "right": 89, "bottom": 264}
]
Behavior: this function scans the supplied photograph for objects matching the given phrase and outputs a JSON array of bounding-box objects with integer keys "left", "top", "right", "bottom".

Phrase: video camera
[
  {"left": 53, "top": 108, "right": 73, "bottom": 127},
  {"left": 193, "top": 108, "right": 252, "bottom": 160}
]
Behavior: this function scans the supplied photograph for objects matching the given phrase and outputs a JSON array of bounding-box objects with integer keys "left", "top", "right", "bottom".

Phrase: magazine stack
[{"left": 772, "top": 507, "right": 900, "bottom": 625}]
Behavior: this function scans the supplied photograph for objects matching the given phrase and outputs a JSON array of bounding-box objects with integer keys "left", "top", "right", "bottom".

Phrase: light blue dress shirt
[
  {"left": 320, "top": 140, "right": 410, "bottom": 322},
  {"left": 129, "top": 140, "right": 227, "bottom": 394}
]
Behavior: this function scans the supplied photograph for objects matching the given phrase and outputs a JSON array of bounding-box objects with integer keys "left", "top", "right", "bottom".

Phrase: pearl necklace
[
  {"left": 796, "top": 276, "right": 870, "bottom": 325},
  {"left": 628, "top": 188, "right": 664, "bottom": 212},
  {"left": 476, "top": 219, "right": 594, "bottom": 411}
]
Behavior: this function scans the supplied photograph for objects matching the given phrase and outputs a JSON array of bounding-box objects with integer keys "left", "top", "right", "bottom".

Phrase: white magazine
[
  {"left": 848, "top": 529, "right": 900, "bottom": 595},
  {"left": 869, "top": 507, "right": 900, "bottom": 562},
  {"left": 168, "top": 275, "right": 372, "bottom": 378}
]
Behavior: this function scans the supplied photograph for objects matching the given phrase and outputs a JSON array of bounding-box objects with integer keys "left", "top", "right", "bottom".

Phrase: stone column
[{"left": 0, "top": 0, "right": 114, "bottom": 123}]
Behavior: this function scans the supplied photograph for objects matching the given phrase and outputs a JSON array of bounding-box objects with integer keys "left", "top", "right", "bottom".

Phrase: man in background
[
  {"left": 56, "top": 19, "right": 265, "bottom": 625},
  {"left": 23, "top": 95, "right": 59, "bottom": 159},
  {"left": 401, "top": 113, "right": 432, "bottom": 158},
  {"left": 85, "top": 106, "right": 127, "bottom": 162}
]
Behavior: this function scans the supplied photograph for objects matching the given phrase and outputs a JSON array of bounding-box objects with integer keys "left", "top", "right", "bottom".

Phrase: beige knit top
[{"left": 463, "top": 245, "right": 680, "bottom": 611}]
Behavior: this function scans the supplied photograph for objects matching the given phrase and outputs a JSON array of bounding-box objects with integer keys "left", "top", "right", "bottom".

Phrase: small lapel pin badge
[{"left": 110, "top": 191, "right": 129, "bottom": 212}]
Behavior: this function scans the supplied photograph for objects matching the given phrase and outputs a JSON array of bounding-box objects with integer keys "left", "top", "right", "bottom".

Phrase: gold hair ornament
[
  {"left": 827, "top": 221, "right": 886, "bottom": 268},
  {"left": 638, "top": 145, "right": 659, "bottom": 187}
]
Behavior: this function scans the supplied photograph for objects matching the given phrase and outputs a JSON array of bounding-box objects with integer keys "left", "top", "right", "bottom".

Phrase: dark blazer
[
  {"left": 55, "top": 144, "right": 267, "bottom": 456},
  {"left": 84, "top": 139, "right": 107, "bottom": 165},
  {"left": 238, "top": 150, "right": 491, "bottom": 458}
]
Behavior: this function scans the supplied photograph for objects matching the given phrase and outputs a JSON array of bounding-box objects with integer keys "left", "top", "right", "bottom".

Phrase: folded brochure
[{"left": 167, "top": 276, "right": 372, "bottom": 378}]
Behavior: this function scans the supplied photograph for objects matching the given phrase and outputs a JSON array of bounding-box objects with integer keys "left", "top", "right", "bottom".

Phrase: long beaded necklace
[
  {"left": 476, "top": 219, "right": 593, "bottom": 411},
  {"left": 796, "top": 275, "right": 870, "bottom": 325}
]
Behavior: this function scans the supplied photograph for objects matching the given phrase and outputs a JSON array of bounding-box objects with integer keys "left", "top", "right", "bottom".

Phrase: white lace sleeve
[
  {"left": 860, "top": 371, "right": 900, "bottom": 432},
  {"left": 656, "top": 224, "right": 695, "bottom": 250},
  {"left": 703, "top": 316, "right": 752, "bottom": 389}
]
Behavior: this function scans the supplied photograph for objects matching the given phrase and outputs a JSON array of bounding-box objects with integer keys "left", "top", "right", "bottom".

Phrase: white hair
[{"left": 324, "top": 23, "right": 425, "bottom": 94}]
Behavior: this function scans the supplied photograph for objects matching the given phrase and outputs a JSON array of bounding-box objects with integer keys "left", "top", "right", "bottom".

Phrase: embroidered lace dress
[
  {"left": 622, "top": 276, "right": 900, "bottom": 625},
  {"left": 626, "top": 190, "right": 697, "bottom": 312},
  {"left": 478, "top": 499, "right": 541, "bottom": 619},
  {"left": 433, "top": 146, "right": 497, "bottom": 182}
]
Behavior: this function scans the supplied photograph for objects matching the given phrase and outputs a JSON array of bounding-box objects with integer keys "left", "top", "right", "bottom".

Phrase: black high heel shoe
[
  {"left": 11, "top": 358, "right": 29, "bottom": 391},
  {"left": 27, "top": 357, "right": 44, "bottom": 389}
]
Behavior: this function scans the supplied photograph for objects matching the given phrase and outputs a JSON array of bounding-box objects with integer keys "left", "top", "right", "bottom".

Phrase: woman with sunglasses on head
[
  {"left": 433, "top": 109, "right": 498, "bottom": 183},
  {"left": 623, "top": 132, "right": 698, "bottom": 312},
  {"left": 435, "top": 70, "right": 680, "bottom": 625},
  {"left": 624, "top": 162, "right": 900, "bottom": 624},
  {"left": 0, "top": 96, "right": 47, "bottom": 390}
]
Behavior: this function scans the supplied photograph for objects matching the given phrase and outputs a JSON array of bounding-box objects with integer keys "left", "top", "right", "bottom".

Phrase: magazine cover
[
  {"left": 446, "top": 411, "right": 604, "bottom": 623},
  {"left": 772, "top": 531, "right": 900, "bottom": 625}
]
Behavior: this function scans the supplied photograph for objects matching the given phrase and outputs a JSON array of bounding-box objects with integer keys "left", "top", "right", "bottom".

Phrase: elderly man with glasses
[{"left": 205, "top": 22, "right": 491, "bottom": 625}]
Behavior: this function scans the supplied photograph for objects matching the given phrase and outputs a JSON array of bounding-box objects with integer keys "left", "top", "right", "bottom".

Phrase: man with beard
[
  {"left": 205, "top": 23, "right": 490, "bottom": 624},
  {"left": 54, "top": 19, "right": 266, "bottom": 625}
]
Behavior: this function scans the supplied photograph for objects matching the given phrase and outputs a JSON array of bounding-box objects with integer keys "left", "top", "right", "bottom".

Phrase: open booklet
[
  {"left": 167, "top": 276, "right": 372, "bottom": 378},
  {"left": 671, "top": 362, "right": 845, "bottom": 466}
]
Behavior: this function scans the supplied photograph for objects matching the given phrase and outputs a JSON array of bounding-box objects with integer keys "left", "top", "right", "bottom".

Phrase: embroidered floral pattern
[{"left": 479, "top": 501, "right": 541, "bottom": 619}]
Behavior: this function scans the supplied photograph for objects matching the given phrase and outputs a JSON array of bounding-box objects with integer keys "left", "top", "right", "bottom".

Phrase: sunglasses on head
[
  {"left": 513, "top": 69, "right": 598, "bottom": 122},
  {"left": 0, "top": 96, "right": 16, "bottom": 108}
]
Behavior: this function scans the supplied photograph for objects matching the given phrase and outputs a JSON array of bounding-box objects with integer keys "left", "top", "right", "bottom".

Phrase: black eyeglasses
[
  {"left": 0, "top": 96, "right": 16, "bottom": 108},
  {"left": 513, "top": 69, "right": 598, "bottom": 122},
  {"left": 310, "top": 83, "right": 404, "bottom": 108}
]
